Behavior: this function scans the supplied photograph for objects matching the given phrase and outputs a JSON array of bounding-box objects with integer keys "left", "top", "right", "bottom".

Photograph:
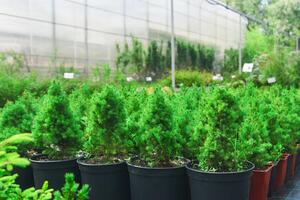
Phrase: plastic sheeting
[{"left": 0, "top": 0, "right": 247, "bottom": 75}]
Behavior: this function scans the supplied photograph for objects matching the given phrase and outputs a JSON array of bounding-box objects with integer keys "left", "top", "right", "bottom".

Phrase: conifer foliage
[{"left": 32, "top": 81, "right": 82, "bottom": 159}]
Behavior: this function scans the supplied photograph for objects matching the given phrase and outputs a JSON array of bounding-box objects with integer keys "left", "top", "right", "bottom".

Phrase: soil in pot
[
  {"left": 268, "top": 160, "right": 279, "bottom": 197},
  {"left": 187, "top": 162, "right": 254, "bottom": 200},
  {"left": 77, "top": 157, "right": 130, "bottom": 200},
  {"left": 30, "top": 155, "right": 81, "bottom": 190},
  {"left": 274, "top": 154, "right": 288, "bottom": 190},
  {"left": 127, "top": 158, "right": 190, "bottom": 200},
  {"left": 13, "top": 165, "right": 34, "bottom": 190},
  {"left": 249, "top": 164, "right": 273, "bottom": 200}
]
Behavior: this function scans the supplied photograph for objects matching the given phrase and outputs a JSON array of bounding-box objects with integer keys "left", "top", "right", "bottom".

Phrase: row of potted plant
[{"left": 1, "top": 82, "right": 300, "bottom": 200}]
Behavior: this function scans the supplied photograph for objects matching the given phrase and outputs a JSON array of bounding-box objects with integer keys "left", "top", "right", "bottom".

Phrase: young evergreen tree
[
  {"left": 192, "top": 87, "right": 244, "bottom": 172},
  {"left": 84, "top": 85, "right": 128, "bottom": 161},
  {"left": 32, "top": 81, "right": 82, "bottom": 159},
  {"left": 136, "top": 88, "right": 183, "bottom": 167}
]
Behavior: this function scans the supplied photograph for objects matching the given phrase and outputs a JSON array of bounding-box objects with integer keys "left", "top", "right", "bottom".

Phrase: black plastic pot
[
  {"left": 187, "top": 162, "right": 254, "bottom": 200},
  {"left": 127, "top": 161, "right": 190, "bottom": 200},
  {"left": 13, "top": 165, "right": 34, "bottom": 189},
  {"left": 268, "top": 160, "right": 279, "bottom": 197},
  {"left": 77, "top": 158, "right": 130, "bottom": 200},
  {"left": 30, "top": 155, "right": 81, "bottom": 190}
]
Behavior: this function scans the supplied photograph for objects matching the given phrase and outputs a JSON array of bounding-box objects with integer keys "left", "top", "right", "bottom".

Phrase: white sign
[
  {"left": 126, "top": 77, "right": 134, "bottom": 82},
  {"left": 146, "top": 77, "right": 152, "bottom": 82},
  {"left": 242, "top": 63, "right": 254, "bottom": 73},
  {"left": 5, "top": 56, "right": 14, "bottom": 65},
  {"left": 267, "top": 77, "right": 276, "bottom": 84},
  {"left": 213, "top": 74, "right": 224, "bottom": 81},
  {"left": 64, "top": 73, "right": 74, "bottom": 79}
]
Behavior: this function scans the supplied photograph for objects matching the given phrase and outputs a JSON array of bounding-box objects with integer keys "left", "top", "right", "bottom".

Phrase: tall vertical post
[
  {"left": 123, "top": 0, "right": 127, "bottom": 42},
  {"left": 171, "top": 0, "right": 176, "bottom": 89},
  {"left": 238, "top": 15, "right": 242, "bottom": 74},
  {"left": 52, "top": 0, "right": 57, "bottom": 68},
  {"left": 84, "top": 0, "right": 88, "bottom": 75}
]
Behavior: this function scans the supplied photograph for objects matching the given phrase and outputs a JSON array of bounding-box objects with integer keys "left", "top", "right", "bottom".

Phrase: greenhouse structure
[
  {"left": 0, "top": 0, "right": 247, "bottom": 75},
  {"left": 1, "top": 0, "right": 300, "bottom": 200}
]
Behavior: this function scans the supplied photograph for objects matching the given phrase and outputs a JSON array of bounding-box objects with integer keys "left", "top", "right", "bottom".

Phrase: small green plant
[
  {"left": 84, "top": 85, "right": 128, "bottom": 161},
  {"left": 222, "top": 48, "right": 239, "bottom": 74},
  {"left": 54, "top": 173, "right": 90, "bottom": 200},
  {"left": 0, "top": 91, "right": 37, "bottom": 141},
  {"left": 32, "top": 81, "right": 82, "bottom": 159},
  {"left": 136, "top": 88, "right": 182, "bottom": 167},
  {"left": 191, "top": 87, "right": 244, "bottom": 172}
]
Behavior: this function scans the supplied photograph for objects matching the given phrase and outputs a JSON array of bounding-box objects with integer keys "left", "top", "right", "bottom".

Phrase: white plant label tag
[
  {"left": 242, "top": 63, "right": 254, "bottom": 73},
  {"left": 267, "top": 77, "right": 276, "bottom": 84},
  {"left": 126, "top": 77, "right": 134, "bottom": 82},
  {"left": 213, "top": 74, "right": 224, "bottom": 81},
  {"left": 146, "top": 77, "right": 152, "bottom": 82},
  {"left": 64, "top": 73, "right": 74, "bottom": 79}
]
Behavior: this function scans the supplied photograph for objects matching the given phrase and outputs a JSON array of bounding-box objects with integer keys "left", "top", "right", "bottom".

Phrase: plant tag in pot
[
  {"left": 242, "top": 63, "right": 254, "bottom": 73},
  {"left": 267, "top": 77, "right": 276, "bottom": 84},
  {"left": 126, "top": 77, "right": 134, "bottom": 82},
  {"left": 213, "top": 74, "right": 223, "bottom": 81}
]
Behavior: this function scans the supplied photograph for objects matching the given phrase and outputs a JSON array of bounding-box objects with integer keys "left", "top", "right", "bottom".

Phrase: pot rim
[
  {"left": 253, "top": 163, "right": 273, "bottom": 173},
  {"left": 127, "top": 157, "right": 190, "bottom": 170},
  {"left": 77, "top": 157, "right": 126, "bottom": 167},
  {"left": 29, "top": 154, "right": 78, "bottom": 163},
  {"left": 186, "top": 161, "right": 255, "bottom": 175}
]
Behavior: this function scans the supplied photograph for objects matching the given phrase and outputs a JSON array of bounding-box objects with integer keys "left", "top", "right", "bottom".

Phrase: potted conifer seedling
[
  {"left": 187, "top": 87, "right": 254, "bottom": 200},
  {"left": 30, "top": 82, "right": 82, "bottom": 190},
  {"left": 264, "top": 87, "right": 289, "bottom": 190},
  {"left": 0, "top": 91, "right": 37, "bottom": 189},
  {"left": 127, "top": 88, "right": 189, "bottom": 200},
  {"left": 239, "top": 85, "right": 273, "bottom": 200},
  {"left": 77, "top": 85, "right": 130, "bottom": 200}
]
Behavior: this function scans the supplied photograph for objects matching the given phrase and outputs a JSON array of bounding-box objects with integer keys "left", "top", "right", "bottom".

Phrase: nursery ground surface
[{"left": 270, "top": 169, "right": 300, "bottom": 200}]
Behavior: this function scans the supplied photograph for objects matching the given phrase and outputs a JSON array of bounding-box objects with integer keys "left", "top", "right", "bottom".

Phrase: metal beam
[{"left": 171, "top": 0, "right": 176, "bottom": 89}]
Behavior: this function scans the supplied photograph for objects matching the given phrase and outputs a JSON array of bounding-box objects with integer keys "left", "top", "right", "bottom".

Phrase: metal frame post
[
  {"left": 84, "top": 0, "right": 89, "bottom": 75},
  {"left": 238, "top": 15, "right": 242, "bottom": 74},
  {"left": 171, "top": 0, "right": 176, "bottom": 89}
]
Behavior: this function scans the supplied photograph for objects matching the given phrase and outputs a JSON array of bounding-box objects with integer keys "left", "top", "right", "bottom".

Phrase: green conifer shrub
[
  {"left": 135, "top": 88, "right": 183, "bottom": 167},
  {"left": 32, "top": 81, "right": 82, "bottom": 159},
  {"left": 191, "top": 87, "right": 244, "bottom": 172},
  {"left": 84, "top": 85, "right": 128, "bottom": 162},
  {"left": 0, "top": 91, "right": 37, "bottom": 141},
  {"left": 238, "top": 85, "right": 272, "bottom": 169}
]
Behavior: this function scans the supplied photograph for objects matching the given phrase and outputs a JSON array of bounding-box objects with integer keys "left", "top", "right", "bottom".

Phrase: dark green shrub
[
  {"left": 32, "top": 81, "right": 82, "bottom": 159},
  {"left": 222, "top": 48, "right": 239, "bottom": 74},
  {"left": 145, "top": 40, "right": 165, "bottom": 74},
  {"left": 136, "top": 88, "right": 182, "bottom": 167},
  {"left": 84, "top": 85, "right": 128, "bottom": 161}
]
